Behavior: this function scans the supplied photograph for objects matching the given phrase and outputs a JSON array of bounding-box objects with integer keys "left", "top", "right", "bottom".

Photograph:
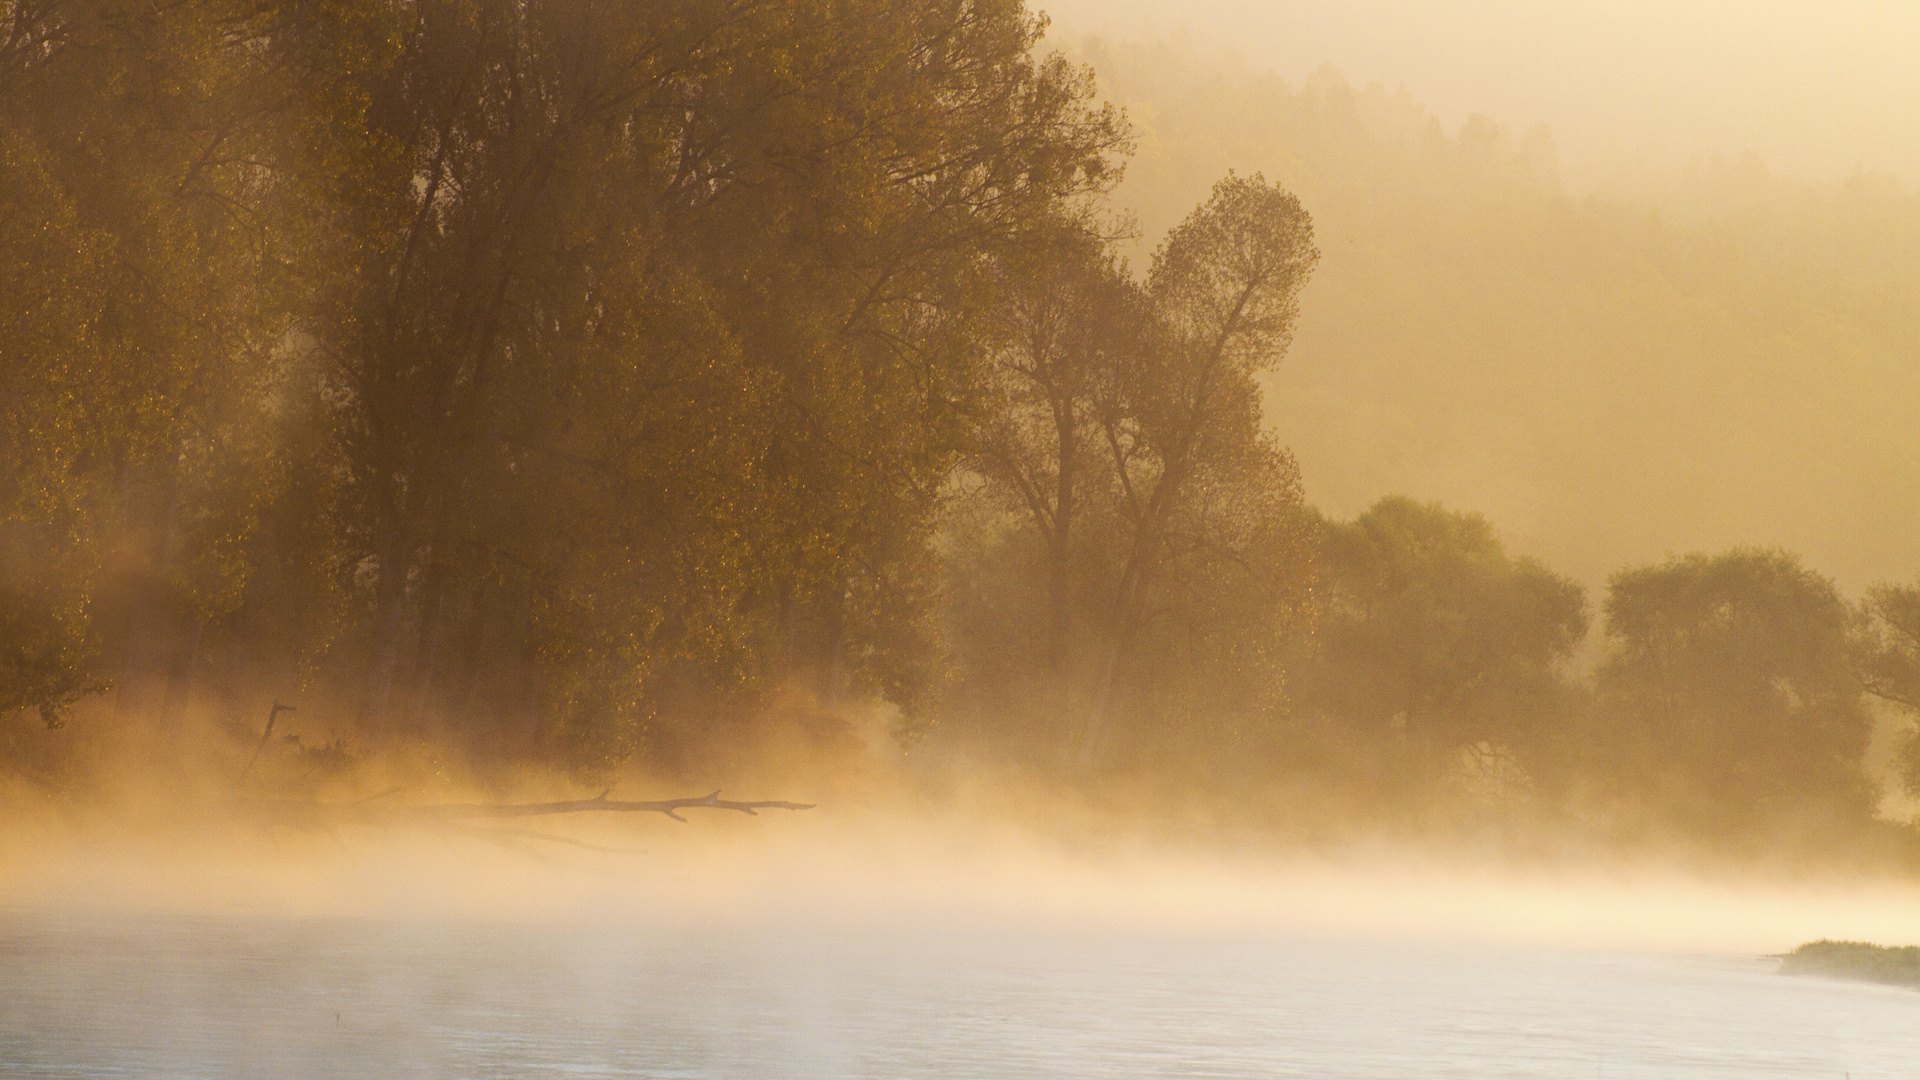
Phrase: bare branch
[{"left": 399, "top": 790, "right": 811, "bottom": 824}]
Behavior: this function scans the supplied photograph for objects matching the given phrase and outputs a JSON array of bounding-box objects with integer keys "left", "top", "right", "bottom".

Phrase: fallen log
[
  {"left": 246, "top": 789, "right": 814, "bottom": 842},
  {"left": 413, "top": 790, "right": 815, "bottom": 823}
]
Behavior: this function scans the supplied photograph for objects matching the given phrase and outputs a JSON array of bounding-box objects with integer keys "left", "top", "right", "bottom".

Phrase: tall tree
[
  {"left": 1080, "top": 173, "right": 1318, "bottom": 763},
  {"left": 0, "top": 0, "right": 314, "bottom": 731},
  {"left": 971, "top": 220, "right": 1138, "bottom": 676},
  {"left": 950, "top": 174, "right": 1318, "bottom": 771},
  {"left": 0, "top": 0, "right": 1130, "bottom": 779},
  {"left": 289, "top": 0, "right": 1127, "bottom": 759}
]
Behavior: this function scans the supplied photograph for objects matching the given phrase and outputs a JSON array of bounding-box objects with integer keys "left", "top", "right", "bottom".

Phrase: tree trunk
[
  {"left": 364, "top": 531, "right": 410, "bottom": 729},
  {"left": 826, "top": 582, "right": 847, "bottom": 707},
  {"left": 1046, "top": 390, "right": 1076, "bottom": 675},
  {"left": 1078, "top": 557, "right": 1146, "bottom": 768},
  {"left": 158, "top": 618, "right": 206, "bottom": 734},
  {"left": 407, "top": 576, "right": 447, "bottom": 732}
]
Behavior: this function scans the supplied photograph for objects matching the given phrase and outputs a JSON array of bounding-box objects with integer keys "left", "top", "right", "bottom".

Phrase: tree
[
  {"left": 970, "top": 219, "right": 1140, "bottom": 677},
  {"left": 1855, "top": 577, "right": 1920, "bottom": 799},
  {"left": 948, "top": 173, "right": 1319, "bottom": 773},
  {"left": 1298, "top": 497, "right": 1587, "bottom": 800},
  {"left": 0, "top": 0, "right": 1132, "bottom": 780},
  {"left": 1080, "top": 173, "right": 1319, "bottom": 763},
  {"left": 285, "top": 0, "right": 1128, "bottom": 761},
  {"left": 1595, "top": 549, "right": 1875, "bottom": 834},
  {"left": 0, "top": 0, "right": 312, "bottom": 731}
]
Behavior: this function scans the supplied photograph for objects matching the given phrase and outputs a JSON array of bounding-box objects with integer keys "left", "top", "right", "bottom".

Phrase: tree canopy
[
  {"left": 1299, "top": 496, "right": 1587, "bottom": 801},
  {"left": 6, "top": 3, "right": 1920, "bottom": 863},
  {"left": 1595, "top": 550, "right": 1875, "bottom": 835},
  {"left": 0, "top": 0, "right": 1129, "bottom": 768}
]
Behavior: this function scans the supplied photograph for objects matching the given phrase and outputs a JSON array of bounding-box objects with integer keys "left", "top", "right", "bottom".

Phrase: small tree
[
  {"left": 1595, "top": 549, "right": 1874, "bottom": 834},
  {"left": 1298, "top": 497, "right": 1588, "bottom": 800},
  {"left": 1855, "top": 577, "right": 1920, "bottom": 800}
]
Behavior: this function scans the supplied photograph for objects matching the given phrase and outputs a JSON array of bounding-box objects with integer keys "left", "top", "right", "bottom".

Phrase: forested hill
[{"left": 1069, "top": 36, "right": 1920, "bottom": 592}]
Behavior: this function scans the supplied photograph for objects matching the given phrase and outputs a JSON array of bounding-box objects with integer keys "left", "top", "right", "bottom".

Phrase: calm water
[{"left": 2, "top": 910, "right": 1914, "bottom": 1079}]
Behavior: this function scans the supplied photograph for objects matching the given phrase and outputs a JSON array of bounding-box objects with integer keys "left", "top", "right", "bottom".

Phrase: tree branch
[
  {"left": 410, "top": 789, "right": 813, "bottom": 823},
  {"left": 246, "top": 790, "right": 813, "bottom": 831}
]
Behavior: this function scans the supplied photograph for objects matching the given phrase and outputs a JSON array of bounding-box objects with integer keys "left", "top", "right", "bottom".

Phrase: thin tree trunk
[
  {"left": 159, "top": 618, "right": 206, "bottom": 734},
  {"left": 364, "top": 531, "right": 410, "bottom": 729},
  {"left": 407, "top": 568, "right": 448, "bottom": 732},
  {"left": 113, "top": 603, "right": 149, "bottom": 722},
  {"left": 1078, "top": 557, "right": 1146, "bottom": 768},
  {"left": 825, "top": 577, "right": 848, "bottom": 707},
  {"left": 115, "top": 458, "right": 182, "bottom": 726},
  {"left": 1078, "top": 420, "right": 1199, "bottom": 766},
  {"left": 1047, "top": 389, "right": 1076, "bottom": 675},
  {"left": 450, "top": 581, "right": 489, "bottom": 719}
]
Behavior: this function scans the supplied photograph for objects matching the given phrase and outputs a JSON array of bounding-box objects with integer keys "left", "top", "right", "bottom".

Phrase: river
[{"left": 2, "top": 909, "right": 1913, "bottom": 1078}]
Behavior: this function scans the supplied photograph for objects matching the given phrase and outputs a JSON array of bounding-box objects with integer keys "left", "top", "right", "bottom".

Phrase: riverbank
[{"left": 1780, "top": 940, "right": 1920, "bottom": 988}]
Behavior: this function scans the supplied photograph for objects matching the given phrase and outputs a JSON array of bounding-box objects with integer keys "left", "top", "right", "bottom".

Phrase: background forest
[{"left": 5, "top": 0, "right": 1920, "bottom": 860}]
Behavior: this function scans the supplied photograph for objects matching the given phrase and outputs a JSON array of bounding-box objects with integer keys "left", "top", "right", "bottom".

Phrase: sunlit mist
[{"left": 5, "top": 0, "right": 1920, "bottom": 1075}]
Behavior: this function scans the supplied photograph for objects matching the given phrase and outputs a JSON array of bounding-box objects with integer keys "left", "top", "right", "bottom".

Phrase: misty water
[{"left": 3, "top": 910, "right": 1914, "bottom": 1079}]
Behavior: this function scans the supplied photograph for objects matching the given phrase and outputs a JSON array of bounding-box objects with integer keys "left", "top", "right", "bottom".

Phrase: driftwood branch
[
  {"left": 237, "top": 700, "right": 296, "bottom": 783},
  {"left": 413, "top": 790, "right": 815, "bottom": 823},
  {"left": 247, "top": 790, "right": 814, "bottom": 835}
]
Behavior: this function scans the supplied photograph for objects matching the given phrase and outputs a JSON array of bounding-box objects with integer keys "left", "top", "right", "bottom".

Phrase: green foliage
[
  {"left": 1299, "top": 497, "right": 1588, "bottom": 796},
  {"left": 0, "top": 0, "right": 1910, "bottom": 850},
  {"left": 0, "top": 0, "right": 307, "bottom": 728},
  {"left": 289, "top": 0, "right": 1128, "bottom": 760},
  {"left": 950, "top": 175, "right": 1319, "bottom": 775},
  {"left": 1855, "top": 577, "right": 1920, "bottom": 798},
  {"left": 1596, "top": 549, "right": 1875, "bottom": 831},
  {"left": 0, "top": 582, "right": 99, "bottom": 728},
  {"left": 0, "top": 0, "right": 1130, "bottom": 774},
  {"left": 1780, "top": 940, "right": 1920, "bottom": 988}
]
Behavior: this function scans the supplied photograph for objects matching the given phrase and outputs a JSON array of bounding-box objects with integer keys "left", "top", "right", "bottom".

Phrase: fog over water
[
  {"left": 7, "top": 0, "right": 1920, "bottom": 1073},
  {"left": 8, "top": 911, "right": 1920, "bottom": 1079},
  {"left": 9, "top": 811, "right": 1920, "bottom": 1078},
  {"left": 9, "top": 800, "right": 1920, "bottom": 949},
  {"left": 10, "top": 813, "right": 1920, "bottom": 1079}
]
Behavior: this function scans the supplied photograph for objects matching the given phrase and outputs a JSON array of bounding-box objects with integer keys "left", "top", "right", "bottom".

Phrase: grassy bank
[{"left": 1780, "top": 940, "right": 1920, "bottom": 988}]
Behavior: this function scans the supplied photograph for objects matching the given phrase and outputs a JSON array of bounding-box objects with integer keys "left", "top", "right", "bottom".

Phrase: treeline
[
  {"left": 1, "top": 0, "right": 1129, "bottom": 770},
  {"left": 1300, "top": 506, "right": 1920, "bottom": 845},
  {"left": 6, "top": 0, "right": 1920, "bottom": 855},
  {"left": 2, "top": 0, "right": 1334, "bottom": 785},
  {"left": 953, "top": 479, "right": 1920, "bottom": 846}
]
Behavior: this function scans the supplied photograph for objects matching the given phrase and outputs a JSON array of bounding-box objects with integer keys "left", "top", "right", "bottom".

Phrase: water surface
[{"left": 2, "top": 910, "right": 1912, "bottom": 1078}]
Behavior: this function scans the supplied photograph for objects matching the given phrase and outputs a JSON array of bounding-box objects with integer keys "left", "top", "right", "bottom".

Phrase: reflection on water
[{"left": 1, "top": 910, "right": 1912, "bottom": 1078}]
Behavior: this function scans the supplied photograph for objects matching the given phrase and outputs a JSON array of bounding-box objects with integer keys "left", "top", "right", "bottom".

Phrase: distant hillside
[{"left": 1071, "top": 37, "right": 1920, "bottom": 592}]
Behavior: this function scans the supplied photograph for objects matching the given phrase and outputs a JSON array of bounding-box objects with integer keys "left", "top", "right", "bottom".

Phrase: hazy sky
[{"left": 1039, "top": 0, "right": 1920, "bottom": 190}]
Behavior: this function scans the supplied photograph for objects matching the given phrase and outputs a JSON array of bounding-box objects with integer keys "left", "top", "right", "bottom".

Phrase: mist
[
  {"left": 1028, "top": 20, "right": 1920, "bottom": 604},
  {"left": 6, "top": 0, "right": 1920, "bottom": 1073},
  {"left": 1040, "top": 0, "right": 1920, "bottom": 194},
  {"left": 11, "top": 759, "right": 1920, "bottom": 956}
]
